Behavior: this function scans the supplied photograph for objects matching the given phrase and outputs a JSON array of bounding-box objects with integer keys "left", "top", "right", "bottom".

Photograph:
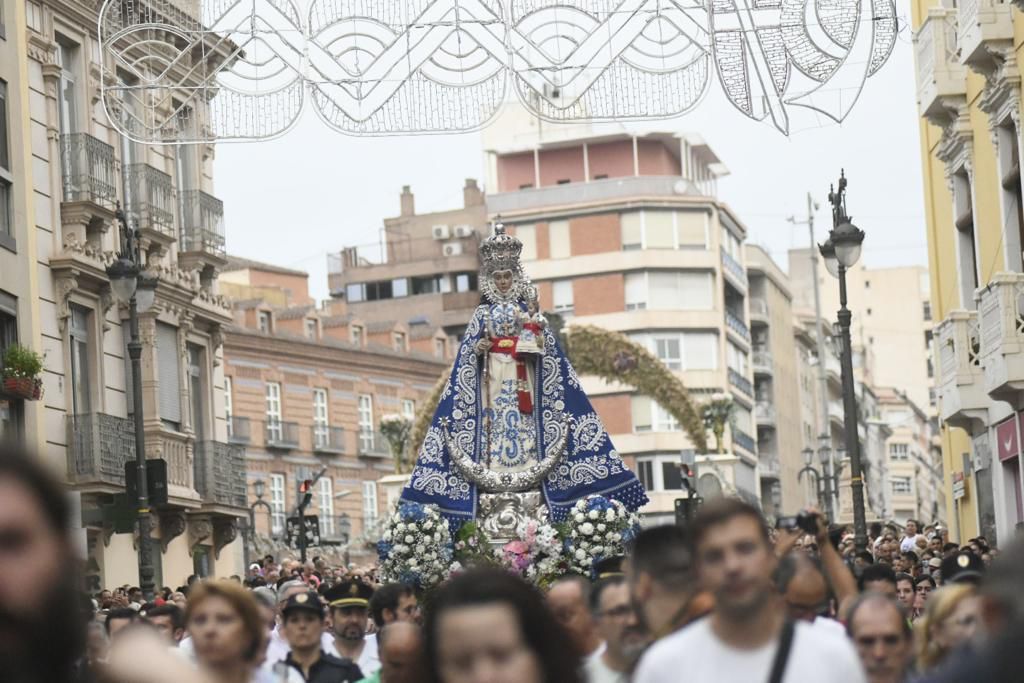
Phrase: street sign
[
  {"left": 952, "top": 472, "right": 966, "bottom": 500},
  {"left": 674, "top": 495, "right": 703, "bottom": 527},
  {"left": 286, "top": 515, "right": 321, "bottom": 548}
]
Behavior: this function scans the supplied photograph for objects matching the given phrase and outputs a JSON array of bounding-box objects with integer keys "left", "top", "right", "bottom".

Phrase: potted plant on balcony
[{"left": 2, "top": 344, "right": 44, "bottom": 401}]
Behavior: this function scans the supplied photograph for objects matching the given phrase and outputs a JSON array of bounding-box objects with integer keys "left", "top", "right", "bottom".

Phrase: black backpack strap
[{"left": 767, "top": 620, "right": 796, "bottom": 683}]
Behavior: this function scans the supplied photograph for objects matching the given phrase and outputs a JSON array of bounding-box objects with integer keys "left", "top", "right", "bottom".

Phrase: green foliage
[
  {"left": 701, "top": 395, "right": 735, "bottom": 455},
  {"left": 379, "top": 414, "right": 413, "bottom": 473},
  {"left": 2, "top": 344, "right": 44, "bottom": 380}
]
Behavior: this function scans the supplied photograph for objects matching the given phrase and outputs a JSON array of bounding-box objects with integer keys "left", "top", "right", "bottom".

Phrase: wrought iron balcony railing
[
  {"left": 720, "top": 246, "right": 748, "bottom": 287},
  {"left": 179, "top": 190, "right": 225, "bottom": 256},
  {"left": 194, "top": 440, "right": 247, "bottom": 508},
  {"left": 755, "top": 401, "right": 776, "bottom": 426},
  {"left": 733, "top": 428, "right": 756, "bottom": 454},
  {"left": 265, "top": 419, "right": 300, "bottom": 449},
  {"left": 127, "top": 163, "right": 175, "bottom": 236},
  {"left": 66, "top": 413, "right": 135, "bottom": 487},
  {"left": 358, "top": 430, "right": 390, "bottom": 457},
  {"left": 59, "top": 133, "right": 117, "bottom": 207},
  {"left": 752, "top": 349, "right": 773, "bottom": 374},
  {"left": 312, "top": 425, "right": 346, "bottom": 454},
  {"left": 728, "top": 367, "right": 753, "bottom": 396},
  {"left": 725, "top": 309, "right": 751, "bottom": 342}
]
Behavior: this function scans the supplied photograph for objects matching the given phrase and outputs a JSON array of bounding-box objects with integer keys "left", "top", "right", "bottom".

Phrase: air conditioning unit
[
  {"left": 543, "top": 83, "right": 561, "bottom": 99},
  {"left": 454, "top": 225, "right": 475, "bottom": 238},
  {"left": 443, "top": 242, "right": 464, "bottom": 257},
  {"left": 432, "top": 224, "right": 451, "bottom": 240}
]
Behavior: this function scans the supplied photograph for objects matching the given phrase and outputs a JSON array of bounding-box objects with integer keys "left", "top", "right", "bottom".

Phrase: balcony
[
  {"left": 486, "top": 175, "right": 701, "bottom": 216},
  {"left": 759, "top": 456, "right": 781, "bottom": 480},
  {"left": 915, "top": 8, "right": 966, "bottom": 122},
  {"left": 725, "top": 309, "right": 751, "bottom": 343},
  {"left": 978, "top": 272, "right": 1024, "bottom": 401},
  {"left": 825, "top": 353, "right": 842, "bottom": 385},
  {"left": 720, "top": 247, "right": 748, "bottom": 289},
  {"left": 265, "top": 420, "right": 300, "bottom": 449},
  {"left": 312, "top": 425, "right": 346, "bottom": 454},
  {"left": 957, "top": 0, "right": 1014, "bottom": 73},
  {"left": 60, "top": 133, "right": 117, "bottom": 208},
  {"left": 752, "top": 349, "right": 773, "bottom": 376},
  {"left": 828, "top": 399, "right": 845, "bottom": 427},
  {"left": 732, "top": 428, "right": 756, "bottom": 454},
  {"left": 179, "top": 190, "right": 226, "bottom": 266},
  {"left": 66, "top": 413, "right": 135, "bottom": 490},
  {"left": 358, "top": 430, "right": 390, "bottom": 458},
  {"left": 148, "top": 428, "right": 194, "bottom": 491},
  {"left": 728, "top": 367, "right": 753, "bottom": 397},
  {"left": 228, "top": 416, "right": 251, "bottom": 444},
  {"left": 936, "top": 310, "right": 988, "bottom": 431},
  {"left": 755, "top": 401, "right": 776, "bottom": 428},
  {"left": 194, "top": 441, "right": 247, "bottom": 508},
  {"left": 127, "top": 163, "right": 175, "bottom": 243},
  {"left": 749, "top": 298, "right": 769, "bottom": 324}
]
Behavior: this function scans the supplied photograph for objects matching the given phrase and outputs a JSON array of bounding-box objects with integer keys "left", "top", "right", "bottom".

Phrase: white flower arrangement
[
  {"left": 561, "top": 495, "right": 640, "bottom": 577},
  {"left": 377, "top": 502, "right": 453, "bottom": 590},
  {"left": 493, "top": 517, "right": 565, "bottom": 585}
]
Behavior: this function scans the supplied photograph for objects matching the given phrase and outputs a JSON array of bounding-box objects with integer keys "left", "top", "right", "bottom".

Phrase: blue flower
[
  {"left": 398, "top": 501, "right": 427, "bottom": 522},
  {"left": 586, "top": 496, "right": 612, "bottom": 512},
  {"left": 620, "top": 526, "right": 637, "bottom": 544},
  {"left": 377, "top": 541, "right": 394, "bottom": 559}
]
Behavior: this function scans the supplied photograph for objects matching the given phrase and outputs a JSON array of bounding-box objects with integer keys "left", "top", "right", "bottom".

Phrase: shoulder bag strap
[{"left": 766, "top": 620, "right": 796, "bottom": 683}]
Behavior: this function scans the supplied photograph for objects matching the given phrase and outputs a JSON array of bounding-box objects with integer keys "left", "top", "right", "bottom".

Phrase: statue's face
[{"left": 492, "top": 270, "right": 514, "bottom": 294}]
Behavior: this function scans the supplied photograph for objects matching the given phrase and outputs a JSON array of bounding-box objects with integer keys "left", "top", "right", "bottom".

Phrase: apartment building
[
  {"left": 913, "top": 0, "right": 1023, "bottom": 542},
  {"left": 220, "top": 259, "right": 447, "bottom": 564},
  {"left": 482, "top": 127, "right": 759, "bottom": 522},
  {"left": 327, "top": 179, "right": 488, "bottom": 345},
  {"left": 745, "top": 245, "right": 804, "bottom": 517},
  {"left": 877, "top": 388, "right": 945, "bottom": 525},
  {"left": 0, "top": 0, "right": 246, "bottom": 589}
]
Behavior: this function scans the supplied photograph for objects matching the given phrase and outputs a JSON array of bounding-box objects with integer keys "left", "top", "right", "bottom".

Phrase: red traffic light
[{"left": 300, "top": 479, "right": 313, "bottom": 493}]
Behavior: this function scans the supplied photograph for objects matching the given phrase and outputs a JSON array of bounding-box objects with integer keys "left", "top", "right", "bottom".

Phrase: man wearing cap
[
  {"left": 278, "top": 590, "right": 362, "bottom": 683},
  {"left": 324, "top": 577, "right": 380, "bottom": 675},
  {"left": 264, "top": 579, "right": 337, "bottom": 673},
  {"left": 940, "top": 550, "right": 985, "bottom": 585}
]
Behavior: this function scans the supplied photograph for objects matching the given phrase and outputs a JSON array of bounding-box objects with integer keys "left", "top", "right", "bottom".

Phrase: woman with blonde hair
[
  {"left": 185, "top": 580, "right": 275, "bottom": 683},
  {"left": 915, "top": 583, "right": 982, "bottom": 672}
]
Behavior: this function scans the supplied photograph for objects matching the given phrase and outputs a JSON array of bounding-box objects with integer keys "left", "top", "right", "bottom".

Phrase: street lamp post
[
  {"left": 338, "top": 513, "right": 352, "bottom": 568},
  {"left": 247, "top": 479, "right": 273, "bottom": 566},
  {"left": 818, "top": 171, "right": 868, "bottom": 554},
  {"left": 798, "top": 447, "right": 839, "bottom": 513},
  {"left": 107, "top": 206, "right": 158, "bottom": 601}
]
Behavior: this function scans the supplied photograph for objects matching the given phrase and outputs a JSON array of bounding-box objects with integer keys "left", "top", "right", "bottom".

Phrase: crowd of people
[{"left": 3, "top": 445, "right": 1024, "bottom": 683}]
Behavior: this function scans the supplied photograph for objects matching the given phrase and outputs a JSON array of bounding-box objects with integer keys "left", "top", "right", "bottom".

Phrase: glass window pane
[
  {"left": 0, "top": 181, "right": 10, "bottom": 238},
  {"left": 638, "top": 461, "right": 654, "bottom": 490},
  {"left": 392, "top": 278, "right": 408, "bottom": 298},
  {"left": 0, "top": 80, "right": 8, "bottom": 170},
  {"left": 346, "top": 283, "right": 364, "bottom": 302},
  {"left": 662, "top": 462, "right": 683, "bottom": 490}
]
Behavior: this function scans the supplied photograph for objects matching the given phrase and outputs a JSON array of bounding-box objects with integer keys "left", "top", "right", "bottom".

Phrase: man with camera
[{"left": 775, "top": 509, "right": 858, "bottom": 624}]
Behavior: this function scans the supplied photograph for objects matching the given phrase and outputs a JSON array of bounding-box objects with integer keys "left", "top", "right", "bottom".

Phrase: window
[
  {"left": 346, "top": 283, "right": 364, "bottom": 303},
  {"left": 549, "top": 220, "right": 570, "bottom": 258},
  {"left": 553, "top": 280, "right": 574, "bottom": 316},
  {"left": 224, "top": 377, "right": 233, "bottom": 438},
  {"left": 636, "top": 455, "right": 685, "bottom": 491},
  {"left": 653, "top": 336, "right": 682, "bottom": 370},
  {"left": 351, "top": 325, "right": 364, "bottom": 345},
  {"left": 319, "top": 478, "right": 335, "bottom": 537},
  {"left": 393, "top": 332, "right": 406, "bottom": 352},
  {"left": 155, "top": 323, "right": 181, "bottom": 428},
  {"left": 684, "top": 333, "right": 718, "bottom": 370},
  {"left": 313, "top": 388, "right": 329, "bottom": 447},
  {"left": 0, "top": 80, "right": 10, "bottom": 247},
  {"left": 358, "top": 394, "right": 374, "bottom": 451},
  {"left": 889, "top": 443, "right": 909, "bottom": 461},
  {"left": 631, "top": 395, "right": 651, "bottom": 432},
  {"left": 0, "top": 294, "right": 16, "bottom": 440},
  {"left": 923, "top": 302, "right": 932, "bottom": 321},
  {"left": 434, "top": 338, "right": 446, "bottom": 358},
  {"left": 258, "top": 311, "right": 271, "bottom": 333},
  {"left": 68, "top": 306, "right": 93, "bottom": 416},
  {"left": 187, "top": 344, "right": 205, "bottom": 440},
  {"left": 401, "top": 399, "right": 415, "bottom": 419},
  {"left": 305, "top": 319, "right": 317, "bottom": 339},
  {"left": 269, "top": 474, "right": 286, "bottom": 534},
  {"left": 653, "top": 401, "right": 680, "bottom": 432},
  {"left": 620, "top": 210, "right": 707, "bottom": 250},
  {"left": 363, "top": 480, "right": 378, "bottom": 527},
  {"left": 625, "top": 271, "right": 713, "bottom": 311},
  {"left": 727, "top": 341, "right": 748, "bottom": 375},
  {"left": 265, "top": 382, "right": 282, "bottom": 440},
  {"left": 454, "top": 272, "right": 477, "bottom": 292},
  {"left": 892, "top": 477, "right": 912, "bottom": 495},
  {"left": 392, "top": 278, "right": 408, "bottom": 298},
  {"left": 411, "top": 274, "right": 451, "bottom": 295},
  {"left": 55, "top": 38, "right": 80, "bottom": 136},
  {"left": 517, "top": 225, "right": 537, "bottom": 261}
]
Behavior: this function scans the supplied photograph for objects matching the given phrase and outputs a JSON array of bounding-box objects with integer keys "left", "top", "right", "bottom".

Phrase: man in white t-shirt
[
  {"left": 634, "top": 498, "right": 866, "bottom": 683},
  {"left": 899, "top": 520, "right": 924, "bottom": 554}
]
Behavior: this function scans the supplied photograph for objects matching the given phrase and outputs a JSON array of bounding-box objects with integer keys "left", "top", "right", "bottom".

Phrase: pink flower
[{"left": 505, "top": 540, "right": 529, "bottom": 555}]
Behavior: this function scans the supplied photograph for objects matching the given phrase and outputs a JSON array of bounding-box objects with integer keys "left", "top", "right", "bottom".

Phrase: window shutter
[
  {"left": 648, "top": 271, "right": 678, "bottom": 309},
  {"left": 644, "top": 211, "right": 675, "bottom": 249},
  {"left": 553, "top": 280, "right": 573, "bottom": 311},
  {"left": 684, "top": 333, "right": 718, "bottom": 370},
  {"left": 624, "top": 272, "right": 646, "bottom": 309},
  {"left": 630, "top": 395, "right": 652, "bottom": 431},
  {"left": 620, "top": 212, "right": 642, "bottom": 249},
  {"left": 517, "top": 224, "right": 537, "bottom": 261},
  {"left": 156, "top": 322, "right": 182, "bottom": 424},
  {"left": 676, "top": 211, "right": 707, "bottom": 246},
  {"left": 678, "top": 272, "right": 713, "bottom": 309},
  {"left": 549, "top": 220, "right": 570, "bottom": 258}
]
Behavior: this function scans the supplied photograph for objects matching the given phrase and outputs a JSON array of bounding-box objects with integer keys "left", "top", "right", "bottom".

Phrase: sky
[{"left": 214, "top": 17, "right": 927, "bottom": 303}]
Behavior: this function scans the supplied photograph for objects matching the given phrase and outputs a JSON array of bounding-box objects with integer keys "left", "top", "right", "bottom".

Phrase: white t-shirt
[
  {"left": 325, "top": 632, "right": 379, "bottom": 675},
  {"left": 634, "top": 617, "right": 866, "bottom": 683},
  {"left": 583, "top": 656, "right": 628, "bottom": 683},
  {"left": 899, "top": 535, "right": 922, "bottom": 553}
]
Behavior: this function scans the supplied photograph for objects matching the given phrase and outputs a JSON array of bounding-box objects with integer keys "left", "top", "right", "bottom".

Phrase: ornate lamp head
[{"left": 479, "top": 221, "right": 531, "bottom": 303}]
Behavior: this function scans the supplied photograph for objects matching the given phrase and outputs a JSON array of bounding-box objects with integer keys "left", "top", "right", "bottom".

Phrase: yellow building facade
[{"left": 914, "top": 0, "right": 1024, "bottom": 544}]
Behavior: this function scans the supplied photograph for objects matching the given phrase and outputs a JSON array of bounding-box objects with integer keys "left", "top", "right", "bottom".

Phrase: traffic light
[
  {"left": 299, "top": 479, "right": 313, "bottom": 510},
  {"left": 680, "top": 449, "right": 698, "bottom": 494}
]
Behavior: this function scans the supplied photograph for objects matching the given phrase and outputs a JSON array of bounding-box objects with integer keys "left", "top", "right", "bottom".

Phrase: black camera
[{"left": 776, "top": 512, "right": 818, "bottom": 535}]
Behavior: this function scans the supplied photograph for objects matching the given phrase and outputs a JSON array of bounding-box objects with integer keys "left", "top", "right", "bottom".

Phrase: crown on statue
[{"left": 479, "top": 223, "right": 523, "bottom": 274}]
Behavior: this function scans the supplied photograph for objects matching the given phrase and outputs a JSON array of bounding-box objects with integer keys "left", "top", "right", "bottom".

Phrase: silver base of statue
[{"left": 478, "top": 491, "right": 549, "bottom": 547}]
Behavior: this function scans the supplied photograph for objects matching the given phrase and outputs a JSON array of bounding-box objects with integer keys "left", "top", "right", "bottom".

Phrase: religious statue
[{"left": 400, "top": 224, "right": 648, "bottom": 535}]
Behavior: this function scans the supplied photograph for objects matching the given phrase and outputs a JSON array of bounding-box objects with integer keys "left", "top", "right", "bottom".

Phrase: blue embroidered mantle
[{"left": 401, "top": 303, "right": 649, "bottom": 526}]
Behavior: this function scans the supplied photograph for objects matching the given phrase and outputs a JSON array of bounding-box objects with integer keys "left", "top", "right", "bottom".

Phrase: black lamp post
[
  {"left": 107, "top": 206, "right": 158, "bottom": 600},
  {"left": 798, "top": 446, "right": 840, "bottom": 513},
  {"left": 246, "top": 479, "right": 273, "bottom": 566},
  {"left": 818, "top": 170, "right": 868, "bottom": 554},
  {"left": 339, "top": 513, "right": 352, "bottom": 568}
]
